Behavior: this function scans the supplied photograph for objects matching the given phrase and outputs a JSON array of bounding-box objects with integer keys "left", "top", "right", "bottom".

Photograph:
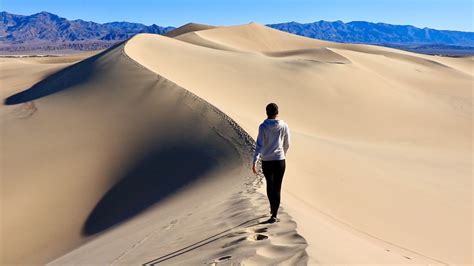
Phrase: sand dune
[
  {"left": 189, "top": 23, "right": 333, "bottom": 52},
  {"left": 1, "top": 22, "right": 472, "bottom": 265},
  {"left": 164, "top": 22, "right": 216, "bottom": 38},
  {"left": 0, "top": 52, "right": 98, "bottom": 98},
  {"left": 125, "top": 24, "right": 472, "bottom": 264},
  {"left": 0, "top": 51, "right": 101, "bottom": 121},
  {"left": 1, "top": 41, "right": 306, "bottom": 265}
]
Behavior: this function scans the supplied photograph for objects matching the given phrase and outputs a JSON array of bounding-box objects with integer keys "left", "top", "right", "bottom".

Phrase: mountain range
[
  {"left": 0, "top": 11, "right": 174, "bottom": 53},
  {"left": 1, "top": 11, "right": 473, "bottom": 55},
  {"left": 267, "top": 21, "right": 474, "bottom": 47},
  {"left": 0, "top": 11, "right": 173, "bottom": 42}
]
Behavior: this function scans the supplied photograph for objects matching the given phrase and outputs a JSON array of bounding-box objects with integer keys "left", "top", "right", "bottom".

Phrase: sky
[{"left": 2, "top": 0, "right": 473, "bottom": 31}]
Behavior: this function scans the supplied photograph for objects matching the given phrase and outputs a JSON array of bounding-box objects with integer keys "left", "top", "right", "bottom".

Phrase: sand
[
  {"left": 124, "top": 24, "right": 472, "bottom": 264},
  {"left": 164, "top": 22, "right": 216, "bottom": 38},
  {"left": 1, "top": 23, "right": 472, "bottom": 265},
  {"left": 1, "top": 42, "right": 306, "bottom": 265}
]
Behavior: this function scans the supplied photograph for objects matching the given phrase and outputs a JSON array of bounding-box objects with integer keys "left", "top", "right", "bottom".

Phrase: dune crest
[
  {"left": 191, "top": 22, "right": 332, "bottom": 52},
  {"left": 124, "top": 23, "right": 472, "bottom": 264},
  {"left": 2, "top": 21, "right": 472, "bottom": 264},
  {"left": 2, "top": 39, "right": 307, "bottom": 265},
  {"left": 164, "top": 22, "right": 216, "bottom": 38}
]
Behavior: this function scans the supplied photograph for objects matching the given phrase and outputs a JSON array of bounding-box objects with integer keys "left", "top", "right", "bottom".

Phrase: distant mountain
[
  {"left": 1, "top": 11, "right": 473, "bottom": 55},
  {"left": 0, "top": 11, "right": 175, "bottom": 53},
  {"left": 267, "top": 21, "right": 474, "bottom": 47}
]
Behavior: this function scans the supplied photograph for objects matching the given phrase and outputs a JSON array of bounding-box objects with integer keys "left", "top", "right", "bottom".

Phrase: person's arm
[
  {"left": 283, "top": 124, "right": 290, "bottom": 155},
  {"left": 252, "top": 125, "right": 264, "bottom": 173}
]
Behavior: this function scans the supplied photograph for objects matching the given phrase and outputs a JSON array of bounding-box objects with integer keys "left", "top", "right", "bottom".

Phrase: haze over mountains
[{"left": 1, "top": 11, "right": 473, "bottom": 55}]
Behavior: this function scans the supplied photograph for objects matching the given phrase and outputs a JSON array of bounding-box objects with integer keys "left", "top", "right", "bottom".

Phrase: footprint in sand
[
  {"left": 163, "top": 219, "right": 178, "bottom": 230},
  {"left": 222, "top": 231, "right": 268, "bottom": 248},
  {"left": 247, "top": 234, "right": 269, "bottom": 241},
  {"left": 210, "top": 255, "right": 232, "bottom": 265},
  {"left": 11, "top": 102, "right": 37, "bottom": 119}
]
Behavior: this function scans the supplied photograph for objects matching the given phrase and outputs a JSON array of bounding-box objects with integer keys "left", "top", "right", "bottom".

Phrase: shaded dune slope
[
  {"left": 187, "top": 23, "right": 471, "bottom": 75},
  {"left": 3, "top": 41, "right": 243, "bottom": 263},
  {"left": 2, "top": 22, "right": 471, "bottom": 265},
  {"left": 2, "top": 40, "right": 308, "bottom": 265},
  {"left": 175, "top": 31, "right": 240, "bottom": 52},
  {"left": 191, "top": 23, "right": 334, "bottom": 52},
  {"left": 0, "top": 52, "right": 98, "bottom": 104},
  {"left": 164, "top": 22, "right": 216, "bottom": 38},
  {"left": 125, "top": 23, "right": 472, "bottom": 264}
]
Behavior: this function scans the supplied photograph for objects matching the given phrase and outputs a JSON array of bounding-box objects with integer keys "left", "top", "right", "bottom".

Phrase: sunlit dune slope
[{"left": 125, "top": 23, "right": 472, "bottom": 263}]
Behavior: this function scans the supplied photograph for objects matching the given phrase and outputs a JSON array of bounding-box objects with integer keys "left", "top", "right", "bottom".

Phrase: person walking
[{"left": 252, "top": 103, "right": 290, "bottom": 224}]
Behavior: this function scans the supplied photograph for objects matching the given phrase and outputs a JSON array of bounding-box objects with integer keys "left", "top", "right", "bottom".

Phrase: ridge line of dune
[
  {"left": 17, "top": 41, "right": 309, "bottom": 265},
  {"left": 175, "top": 31, "right": 242, "bottom": 52},
  {"left": 4, "top": 24, "right": 470, "bottom": 264},
  {"left": 120, "top": 40, "right": 255, "bottom": 150},
  {"left": 121, "top": 30, "right": 469, "bottom": 261},
  {"left": 117, "top": 41, "right": 311, "bottom": 264},
  {"left": 164, "top": 23, "right": 216, "bottom": 38},
  {"left": 120, "top": 35, "right": 467, "bottom": 263},
  {"left": 174, "top": 24, "right": 469, "bottom": 77},
  {"left": 119, "top": 37, "right": 312, "bottom": 263},
  {"left": 192, "top": 30, "right": 250, "bottom": 52}
]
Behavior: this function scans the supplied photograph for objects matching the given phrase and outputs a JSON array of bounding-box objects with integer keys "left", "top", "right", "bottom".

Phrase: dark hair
[{"left": 266, "top": 103, "right": 279, "bottom": 118}]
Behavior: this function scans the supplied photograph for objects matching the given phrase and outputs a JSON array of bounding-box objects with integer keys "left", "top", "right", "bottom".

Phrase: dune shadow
[
  {"left": 82, "top": 139, "right": 223, "bottom": 236},
  {"left": 3, "top": 41, "right": 124, "bottom": 105}
]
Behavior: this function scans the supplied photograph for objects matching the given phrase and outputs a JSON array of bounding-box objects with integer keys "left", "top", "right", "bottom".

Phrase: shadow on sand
[
  {"left": 82, "top": 140, "right": 222, "bottom": 236},
  {"left": 3, "top": 42, "right": 124, "bottom": 105},
  {"left": 143, "top": 215, "right": 266, "bottom": 265}
]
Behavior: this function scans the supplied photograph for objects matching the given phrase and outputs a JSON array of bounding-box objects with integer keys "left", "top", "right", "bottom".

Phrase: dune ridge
[
  {"left": 164, "top": 22, "right": 216, "bottom": 38},
  {"left": 1, "top": 21, "right": 472, "bottom": 265},
  {"left": 0, "top": 51, "right": 98, "bottom": 102},
  {"left": 2, "top": 38, "right": 307, "bottom": 265},
  {"left": 125, "top": 23, "right": 472, "bottom": 264}
]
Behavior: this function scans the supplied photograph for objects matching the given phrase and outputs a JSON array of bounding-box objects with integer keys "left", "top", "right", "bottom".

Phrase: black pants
[{"left": 262, "top": 159, "right": 286, "bottom": 218}]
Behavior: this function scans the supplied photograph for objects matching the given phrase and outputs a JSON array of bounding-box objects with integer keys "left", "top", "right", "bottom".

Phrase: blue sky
[{"left": 2, "top": 0, "right": 473, "bottom": 31}]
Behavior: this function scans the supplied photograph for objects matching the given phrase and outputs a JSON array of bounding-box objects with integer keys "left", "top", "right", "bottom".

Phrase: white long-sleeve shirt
[{"left": 253, "top": 119, "right": 290, "bottom": 164}]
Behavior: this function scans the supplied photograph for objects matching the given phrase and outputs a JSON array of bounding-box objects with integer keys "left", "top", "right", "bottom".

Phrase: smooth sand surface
[
  {"left": 124, "top": 23, "right": 472, "bottom": 264},
  {"left": 0, "top": 52, "right": 98, "bottom": 98},
  {"left": 164, "top": 22, "right": 216, "bottom": 38},
  {"left": 1, "top": 43, "right": 306, "bottom": 265},
  {"left": 1, "top": 23, "right": 472, "bottom": 265},
  {"left": 0, "top": 51, "right": 101, "bottom": 119}
]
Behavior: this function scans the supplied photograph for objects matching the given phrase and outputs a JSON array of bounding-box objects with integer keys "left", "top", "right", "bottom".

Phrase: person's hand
[{"left": 252, "top": 163, "right": 258, "bottom": 175}]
